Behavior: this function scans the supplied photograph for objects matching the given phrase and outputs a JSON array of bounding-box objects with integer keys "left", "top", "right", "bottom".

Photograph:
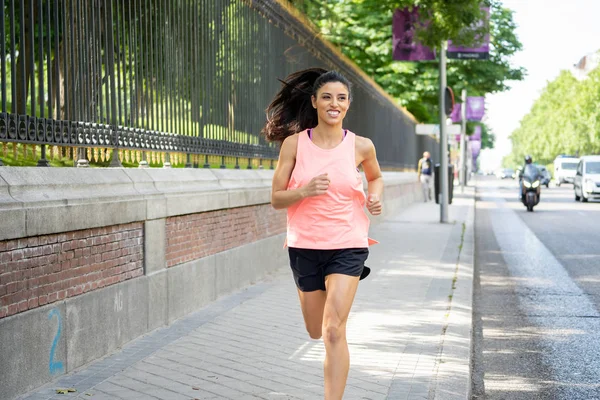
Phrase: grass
[
  {"left": 0, "top": 142, "right": 276, "bottom": 170},
  {"left": 458, "top": 222, "right": 466, "bottom": 253}
]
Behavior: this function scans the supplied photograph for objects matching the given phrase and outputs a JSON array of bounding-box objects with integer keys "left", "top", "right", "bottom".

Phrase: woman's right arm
[{"left": 271, "top": 135, "right": 329, "bottom": 210}]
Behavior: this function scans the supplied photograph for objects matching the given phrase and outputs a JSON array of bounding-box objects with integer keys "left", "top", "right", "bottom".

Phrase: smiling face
[{"left": 311, "top": 81, "right": 350, "bottom": 127}]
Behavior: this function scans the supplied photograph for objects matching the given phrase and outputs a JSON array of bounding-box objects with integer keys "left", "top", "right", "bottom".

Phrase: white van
[
  {"left": 553, "top": 155, "right": 580, "bottom": 186},
  {"left": 574, "top": 155, "right": 600, "bottom": 202}
]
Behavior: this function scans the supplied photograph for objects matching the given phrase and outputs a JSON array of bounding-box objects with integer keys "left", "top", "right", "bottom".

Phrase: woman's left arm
[{"left": 357, "top": 137, "right": 383, "bottom": 215}]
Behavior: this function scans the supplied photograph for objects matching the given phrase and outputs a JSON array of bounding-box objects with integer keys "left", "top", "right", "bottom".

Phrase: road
[{"left": 471, "top": 175, "right": 600, "bottom": 399}]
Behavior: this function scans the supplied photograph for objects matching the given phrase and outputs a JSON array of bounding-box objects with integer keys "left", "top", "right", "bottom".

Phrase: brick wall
[
  {"left": 0, "top": 223, "right": 144, "bottom": 319},
  {"left": 166, "top": 204, "right": 286, "bottom": 268},
  {"left": 0, "top": 203, "right": 287, "bottom": 320}
]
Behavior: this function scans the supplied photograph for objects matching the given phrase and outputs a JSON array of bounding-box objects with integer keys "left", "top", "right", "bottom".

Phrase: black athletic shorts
[{"left": 288, "top": 247, "right": 369, "bottom": 292}]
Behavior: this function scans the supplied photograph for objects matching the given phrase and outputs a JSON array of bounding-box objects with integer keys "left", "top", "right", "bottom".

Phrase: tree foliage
[
  {"left": 504, "top": 67, "right": 600, "bottom": 168},
  {"left": 289, "top": 0, "right": 525, "bottom": 149}
]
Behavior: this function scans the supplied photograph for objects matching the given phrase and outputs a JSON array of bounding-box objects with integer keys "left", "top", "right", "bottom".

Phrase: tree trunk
[
  {"left": 63, "top": 0, "right": 77, "bottom": 120},
  {"left": 15, "top": 1, "right": 35, "bottom": 115},
  {"left": 52, "top": 43, "right": 65, "bottom": 120},
  {"left": 227, "top": 71, "right": 236, "bottom": 142}
]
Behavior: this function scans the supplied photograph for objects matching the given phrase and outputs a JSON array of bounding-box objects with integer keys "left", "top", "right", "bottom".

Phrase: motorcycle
[{"left": 520, "top": 165, "right": 541, "bottom": 212}]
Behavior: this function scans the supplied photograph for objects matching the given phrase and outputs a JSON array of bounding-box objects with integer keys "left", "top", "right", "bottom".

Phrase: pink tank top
[{"left": 286, "top": 129, "right": 374, "bottom": 249}]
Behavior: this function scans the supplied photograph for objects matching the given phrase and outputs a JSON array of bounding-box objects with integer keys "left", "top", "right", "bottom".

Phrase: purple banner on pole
[
  {"left": 447, "top": 7, "right": 490, "bottom": 60},
  {"left": 392, "top": 8, "right": 436, "bottom": 61},
  {"left": 466, "top": 97, "right": 485, "bottom": 121},
  {"left": 450, "top": 103, "right": 462, "bottom": 123},
  {"left": 471, "top": 140, "right": 481, "bottom": 158},
  {"left": 470, "top": 125, "right": 482, "bottom": 141}
]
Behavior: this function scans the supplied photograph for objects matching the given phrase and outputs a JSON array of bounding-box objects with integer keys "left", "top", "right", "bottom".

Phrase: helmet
[{"left": 524, "top": 155, "right": 532, "bottom": 164}]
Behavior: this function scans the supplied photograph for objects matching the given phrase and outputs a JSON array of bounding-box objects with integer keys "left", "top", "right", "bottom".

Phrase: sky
[{"left": 480, "top": 0, "right": 600, "bottom": 171}]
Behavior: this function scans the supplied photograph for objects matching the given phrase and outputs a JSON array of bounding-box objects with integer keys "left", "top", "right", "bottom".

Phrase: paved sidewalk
[{"left": 20, "top": 187, "right": 475, "bottom": 400}]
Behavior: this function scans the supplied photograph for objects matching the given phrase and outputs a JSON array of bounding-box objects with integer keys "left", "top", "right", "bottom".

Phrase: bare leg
[
  {"left": 296, "top": 289, "right": 327, "bottom": 339},
  {"left": 322, "top": 274, "right": 360, "bottom": 400},
  {"left": 420, "top": 176, "right": 428, "bottom": 201}
]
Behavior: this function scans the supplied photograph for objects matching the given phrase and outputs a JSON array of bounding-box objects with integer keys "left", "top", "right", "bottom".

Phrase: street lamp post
[
  {"left": 460, "top": 89, "right": 467, "bottom": 191},
  {"left": 439, "top": 40, "right": 449, "bottom": 223}
]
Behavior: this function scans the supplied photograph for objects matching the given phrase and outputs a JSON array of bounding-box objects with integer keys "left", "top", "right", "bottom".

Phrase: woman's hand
[
  {"left": 302, "top": 173, "right": 330, "bottom": 197},
  {"left": 367, "top": 193, "right": 382, "bottom": 215},
  {"left": 356, "top": 136, "right": 383, "bottom": 216}
]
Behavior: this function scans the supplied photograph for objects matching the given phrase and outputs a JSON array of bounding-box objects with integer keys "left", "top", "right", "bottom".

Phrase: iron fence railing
[{"left": 0, "top": 0, "right": 438, "bottom": 169}]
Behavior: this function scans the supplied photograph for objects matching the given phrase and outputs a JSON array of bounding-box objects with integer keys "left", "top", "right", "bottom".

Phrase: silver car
[{"left": 574, "top": 155, "right": 600, "bottom": 202}]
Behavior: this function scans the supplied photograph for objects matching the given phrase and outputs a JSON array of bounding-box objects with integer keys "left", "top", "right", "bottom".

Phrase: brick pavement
[{"left": 20, "top": 189, "right": 474, "bottom": 400}]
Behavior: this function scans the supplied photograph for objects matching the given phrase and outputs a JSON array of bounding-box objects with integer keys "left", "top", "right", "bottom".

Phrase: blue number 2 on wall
[{"left": 48, "top": 309, "right": 65, "bottom": 375}]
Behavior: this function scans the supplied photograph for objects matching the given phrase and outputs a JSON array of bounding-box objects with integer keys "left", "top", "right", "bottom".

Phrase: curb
[{"left": 431, "top": 185, "right": 476, "bottom": 400}]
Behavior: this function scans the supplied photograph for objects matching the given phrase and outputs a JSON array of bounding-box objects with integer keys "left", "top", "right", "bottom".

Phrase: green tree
[
  {"left": 506, "top": 66, "right": 600, "bottom": 167},
  {"left": 289, "top": 0, "right": 525, "bottom": 149}
]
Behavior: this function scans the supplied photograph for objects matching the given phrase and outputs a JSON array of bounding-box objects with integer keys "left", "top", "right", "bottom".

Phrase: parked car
[
  {"left": 574, "top": 155, "right": 600, "bottom": 202},
  {"left": 554, "top": 155, "right": 579, "bottom": 186},
  {"left": 538, "top": 166, "right": 551, "bottom": 188}
]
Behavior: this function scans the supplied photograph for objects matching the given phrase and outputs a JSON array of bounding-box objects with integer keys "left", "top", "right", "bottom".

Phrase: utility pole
[
  {"left": 460, "top": 89, "right": 467, "bottom": 192},
  {"left": 439, "top": 41, "right": 449, "bottom": 223}
]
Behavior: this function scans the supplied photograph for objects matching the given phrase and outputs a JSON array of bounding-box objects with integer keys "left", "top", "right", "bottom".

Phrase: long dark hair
[{"left": 262, "top": 67, "right": 352, "bottom": 144}]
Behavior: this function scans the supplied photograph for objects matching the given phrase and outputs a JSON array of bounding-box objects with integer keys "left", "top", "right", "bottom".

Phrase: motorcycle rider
[{"left": 519, "top": 155, "right": 541, "bottom": 202}]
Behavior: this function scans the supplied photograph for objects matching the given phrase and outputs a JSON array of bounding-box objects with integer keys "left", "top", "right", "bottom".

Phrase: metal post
[
  {"left": 139, "top": 149, "right": 148, "bottom": 168},
  {"left": 460, "top": 89, "right": 467, "bottom": 192},
  {"left": 0, "top": 0, "right": 4, "bottom": 166},
  {"left": 439, "top": 41, "right": 449, "bottom": 223},
  {"left": 37, "top": 0, "right": 50, "bottom": 167}
]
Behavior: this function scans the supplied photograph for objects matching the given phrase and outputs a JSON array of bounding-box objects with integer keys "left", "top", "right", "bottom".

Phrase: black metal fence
[{"left": 0, "top": 0, "right": 438, "bottom": 169}]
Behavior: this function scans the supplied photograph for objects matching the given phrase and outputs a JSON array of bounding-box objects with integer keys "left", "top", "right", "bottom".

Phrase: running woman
[{"left": 263, "top": 67, "right": 383, "bottom": 400}]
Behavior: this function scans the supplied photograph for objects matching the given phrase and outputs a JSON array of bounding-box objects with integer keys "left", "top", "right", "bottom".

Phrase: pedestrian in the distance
[
  {"left": 418, "top": 151, "right": 433, "bottom": 202},
  {"left": 263, "top": 67, "right": 383, "bottom": 400}
]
